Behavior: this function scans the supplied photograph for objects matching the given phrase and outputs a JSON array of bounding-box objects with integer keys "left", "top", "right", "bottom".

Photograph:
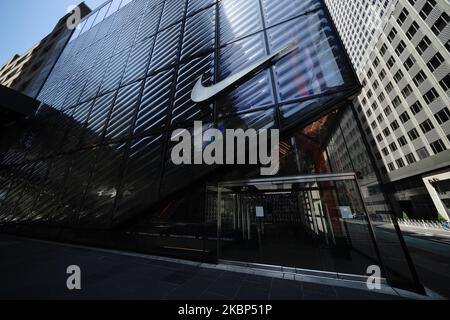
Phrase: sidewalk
[{"left": 0, "top": 234, "right": 417, "bottom": 300}]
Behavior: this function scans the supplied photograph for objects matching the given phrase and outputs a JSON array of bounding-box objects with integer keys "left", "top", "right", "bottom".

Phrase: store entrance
[{"left": 216, "top": 174, "right": 383, "bottom": 276}]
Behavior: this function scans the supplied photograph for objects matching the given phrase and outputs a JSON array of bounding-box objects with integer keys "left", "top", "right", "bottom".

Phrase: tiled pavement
[{"left": 0, "top": 234, "right": 410, "bottom": 300}]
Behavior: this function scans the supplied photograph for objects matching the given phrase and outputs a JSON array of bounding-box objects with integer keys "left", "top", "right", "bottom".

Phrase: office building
[
  {"left": 326, "top": 0, "right": 450, "bottom": 221},
  {"left": 325, "top": 0, "right": 396, "bottom": 73},
  {"left": 0, "top": 2, "right": 91, "bottom": 97}
]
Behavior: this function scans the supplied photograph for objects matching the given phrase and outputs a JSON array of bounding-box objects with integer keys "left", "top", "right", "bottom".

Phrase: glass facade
[
  {"left": 0, "top": 0, "right": 358, "bottom": 226},
  {"left": 0, "top": 0, "right": 423, "bottom": 292}
]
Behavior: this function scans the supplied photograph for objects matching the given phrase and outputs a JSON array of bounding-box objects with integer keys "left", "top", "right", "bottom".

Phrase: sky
[{"left": 0, "top": 0, "right": 106, "bottom": 65}]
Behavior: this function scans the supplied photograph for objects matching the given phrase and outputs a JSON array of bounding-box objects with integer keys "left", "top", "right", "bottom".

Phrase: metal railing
[{"left": 397, "top": 218, "right": 450, "bottom": 231}]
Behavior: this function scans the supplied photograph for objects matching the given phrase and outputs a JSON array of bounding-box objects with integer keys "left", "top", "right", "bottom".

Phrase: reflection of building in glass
[
  {"left": 326, "top": 0, "right": 450, "bottom": 221},
  {"left": 0, "top": 0, "right": 428, "bottom": 293},
  {"left": 0, "top": 3, "right": 91, "bottom": 97}
]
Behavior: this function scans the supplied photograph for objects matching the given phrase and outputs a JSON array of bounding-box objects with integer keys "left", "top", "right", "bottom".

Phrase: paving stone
[{"left": 0, "top": 235, "right": 410, "bottom": 300}]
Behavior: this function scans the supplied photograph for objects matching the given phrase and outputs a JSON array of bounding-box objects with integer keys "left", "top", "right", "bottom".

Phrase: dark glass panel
[
  {"left": 0, "top": 164, "right": 34, "bottom": 223},
  {"left": 99, "top": 47, "right": 131, "bottom": 94},
  {"left": 82, "top": 92, "right": 116, "bottom": 146},
  {"left": 148, "top": 22, "right": 183, "bottom": 74},
  {"left": 63, "top": 70, "right": 90, "bottom": 108},
  {"left": 261, "top": 0, "right": 321, "bottom": 27},
  {"left": 114, "top": 135, "right": 164, "bottom": 223},
  {"left": 61, "top": 101, "right": 94, "bottom": 152},
  {"left": 0, "top": 170, "right": 13, "bottom": 222},
  {"left": 114, "top": 17, "right": 141, "bottom": 54},
  {"left": 135, "top": 70, "right": 174, "bottom": 135},
  {"left": 159, "top": 0, "right": 187, "bottom": 30},
  {"left": 219, "top": 0, "right": 263, "bottom": 46},
  {"left": 135, "top": 2, "right": 163, "bottom": 42},
  {"left": 121, "top": 36, "right": 154, "bottom": 85},
  {"left": 217, "top": 107, "right": 276, "bottom": 131},
  {"left": 181, "top": 5, "right": 216, "bottom": 60},
  {"left": 279, "top": 93, "right": 348, "bottom": 131},
  {"left": 105, "top": 80, "right": 142, "bottom": 141},
  {"left": 172, "top": 53, "right": 215, "bottom": 125},
  {"left": 267, "top": 10, "right": 349, "bottom": 103},
  {"left": 79, "top": 59, "right": 110, "bottom": 102},
  {"left": 161, "top": 122, "right": 216, "bottom": 197},
  {"left": 79, "top": 143, "right": 127, "bottom": 228},
  {"left": 50, "top": 149, "right": 97, "bottom": 225},
  {"left": 187, "top": 0, "right": 215, "bottom": 16},
  {"left": 217, "top": 33, "right": 274, "bottom": 116}
]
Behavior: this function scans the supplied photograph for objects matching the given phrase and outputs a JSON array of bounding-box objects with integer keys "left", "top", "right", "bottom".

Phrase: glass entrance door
[{"left": 216, "top": 174, "right": 382, "bottom": 276}]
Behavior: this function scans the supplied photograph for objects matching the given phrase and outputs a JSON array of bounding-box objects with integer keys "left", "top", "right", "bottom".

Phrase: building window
[
  {"left": 440, "top": 74, "right": 450, "bottom": 91},
  {"left": 419, "top": 119, "right": 435, "bottom": 133},
  {"left": 371, "top": 121, "right": 377, "bottom": 129},
  {"left": 388, "top": 28, "right": 398, "bottom": 42},
  {"left": 383, "top": 127, "right": 391, "bottom": 137},
  {"left": 389, "top": 142, "right": 398, "bottom": 152},
  {"left": 395, "top": 41, "right": 407, "bottom": 56},
  {"left": 405, "top": 153, "right": 416, "bottom": 164},
  {"left": 396, "top": 158, "right": 405, "bottom": 168},
  {"left": 367, "top": 68, "right": 373, "bottom": 78},
  {"left": 388, "top": 162, "right": 396, "bottom": 171},
  {"left": 391, "top": 120, "right": 399, "bottom": 131},
  {"left": 413, "top": 70, "right": 427, "bottom": 87},
  {"left": 398, "top": 136, "right": 408, "bottom": 146},
  {"left": 416, "top": 147, "right": 430, "bottom": 159},
  {"left": 432, "top": 12, "right": 449, "bottom": 36},
  {"left": 371, "top": 101, "right": 378, "bottom": 111},
  {"left": 378, "top": 92, "right": 386, "bottom": 103},
  {"left": 397, "top": 8, "right": 409, "bottom": 25},
  {"left": 417, "top": 36, "right": 431, "bottom": 54},
  {"left": 399, "top": 111, "right": 411, "bottom": 123},
  {"left": 430, "top": 139, "right": 447, "bottom": 154},
  {"left": 408, "top": 128, "right": 420, "bottom": 140},
  {"left": 374, "top": 57, "right": 380, "bottom": 67},
  {"left": 386, "top": 82, "right": 394, "bottom": 93},
  {"left": 423, "top": 88, "right": 439, "bottom": 104},
  {"left": 435, "top": 108, "right": 450, "bottom": 125},
  {"left": 377, "top": 114, "right": 384, "bottom": 123},
  {"left": 394, "top": 70, "right": 404, "bottom": 82},
  {"left": 380, "top": 44, "right": 388, "bottom": 56},
  {"left": 387, "top": 56, "right": 396, "bottom": 68},
  {"left": 393, "top": 96, "right": 402, "bottom": 108},
  {"left": 427, "top": 53, "right": 444, "bottom": 72},
  {"left": 410, "top": 101, "right": 423, "bottom": 115},
  {"left": 383, "top": 148, "right": 390, "bottom": 156},
  {"left": 401, "top": 84, "right": 413, "bottom": 98},
  {"left": 379, "top": 69, "right": 386, "bottom": 80},
  {"left": 377, "top": 134, "right": 383, "bottom": 142},
  {"left": 419, "top": 0, "right": 436, "bottom": 20},
  {"left": 404, "top": 55, "right": 416, "bottom": 71},
  {"left": 373, "top": 80, "right": 379, "bottom": 89},
  {"left": 406, "top": 21, "right": 419, "bottom": 40},
  {"left": 384, "top": 106, "right": 392, "bottom": 116}
]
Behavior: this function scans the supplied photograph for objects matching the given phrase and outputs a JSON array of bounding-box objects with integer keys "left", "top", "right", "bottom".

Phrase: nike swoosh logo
[{"left": 191, "top": 41, "right": 299, "bottom": 103}]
